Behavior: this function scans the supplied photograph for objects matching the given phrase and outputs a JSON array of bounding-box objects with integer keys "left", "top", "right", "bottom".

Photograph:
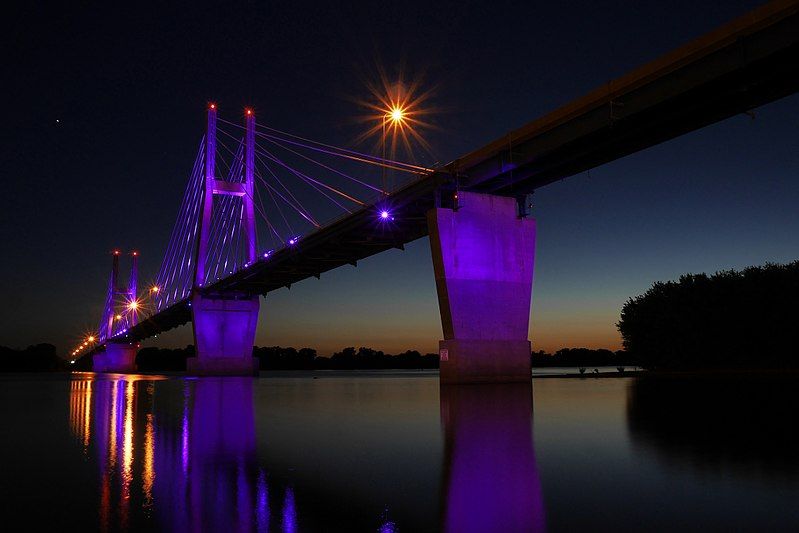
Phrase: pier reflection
[
  {"left": 67, "top": 375, "right": 296, "bottom": 531},
  {"left": 439, "top": 383, "right": 546, "bottom": 532}
]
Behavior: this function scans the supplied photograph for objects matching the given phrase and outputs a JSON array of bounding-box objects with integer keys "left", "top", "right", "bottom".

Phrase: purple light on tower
[
  {"left": 243, "top": 108, "right": 258, "bottom": 264},
  {"left": 193, "top": 103, "right": 217, "bottom": 288},
  {"left": 128, "top": 251, "right": 138, "bottom": 326}
]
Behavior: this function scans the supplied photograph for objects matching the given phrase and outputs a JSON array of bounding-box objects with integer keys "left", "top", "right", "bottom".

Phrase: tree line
[
  {"left": 532, "top": 348, "right": 635, "bottom": 368},
  {"left": 135, "top": 345, "right": 441, "bottom": 372},
  {"left": 618, "top": 261, "right": 799, "bottom": 370},
  {"left": 0, "top": 344, "right": 63, "bottom": 371},
  {"left": 2, "top": 344, "right": 629, "bottom": 372},
  {"left": 138, "top": 345, "right": 628, "bottom": 371}
]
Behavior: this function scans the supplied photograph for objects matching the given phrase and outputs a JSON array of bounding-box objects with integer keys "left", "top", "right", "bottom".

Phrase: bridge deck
[
  {"left": 450, "top": 0, "right": 799, "bottom": 195},
  {"left": 114, "top": 173, "right": 448, "bottom": 342}
]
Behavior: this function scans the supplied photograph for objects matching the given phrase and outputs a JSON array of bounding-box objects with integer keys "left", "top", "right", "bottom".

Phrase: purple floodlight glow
[
  {"left": 288, "top": 236, "right": 300, "bottom": 246},
  {"left": 380, "top": 210, "right": 390, "bottom": 219}
]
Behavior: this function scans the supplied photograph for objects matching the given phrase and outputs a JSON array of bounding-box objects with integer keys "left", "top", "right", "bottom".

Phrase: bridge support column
[
  {"left": 93, "top": 342, "right": 138, "bottom": 373},
  {"left": 427, "top": 191, "right": 536, "bottom": 384},
  {"left": 188, "top": 294, "right": 260, "bottom": 376}
]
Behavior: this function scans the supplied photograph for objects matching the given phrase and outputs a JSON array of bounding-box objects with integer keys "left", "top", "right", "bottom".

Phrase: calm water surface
[{"left": 1, "top": 371, "right": 798, "bottom": 531}]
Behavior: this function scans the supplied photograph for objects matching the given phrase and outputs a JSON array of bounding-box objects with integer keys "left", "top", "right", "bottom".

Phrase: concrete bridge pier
[
  {"left": 93, "top": 342, "right": 138, "bottom": 373},
  {"left": 188, "top": 293, "right": 260, "bottom": 376},
  {"left": 427, "top": 191, "right": 536, "bottom": 384}
]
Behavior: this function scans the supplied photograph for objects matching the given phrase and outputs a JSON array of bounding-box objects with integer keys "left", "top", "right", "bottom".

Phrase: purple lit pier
[
  {"left": 429, "top": 192, "right": 535, "bottom": 383},
  {"left": 93, "top": 343, "right": 138, "bottom": 373}
]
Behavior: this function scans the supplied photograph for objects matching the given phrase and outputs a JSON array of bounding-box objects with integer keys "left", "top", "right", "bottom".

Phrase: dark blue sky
[{"left": 2, "top": 0, "right": 797, "bottom": 355}]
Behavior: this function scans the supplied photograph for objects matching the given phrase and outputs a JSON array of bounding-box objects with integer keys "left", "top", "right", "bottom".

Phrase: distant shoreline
[{"left": 6, "top": 367, "right": 799, "bottom": 380}]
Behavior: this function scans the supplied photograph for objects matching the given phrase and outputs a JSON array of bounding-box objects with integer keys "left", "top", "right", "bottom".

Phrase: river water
[{"left": 1, "top": 371, "right": 798, "bottom": 531}]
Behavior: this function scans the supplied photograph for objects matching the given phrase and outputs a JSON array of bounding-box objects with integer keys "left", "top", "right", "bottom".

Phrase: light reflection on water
[
  {"left": 60, "top": 373, "right": 543, "bottom": 531},
  {"left": 6, "top": 372, "right": 799, "bottom": 530},
  {"left": 440, "top": 384, "right": 544, "bottom": 532}
]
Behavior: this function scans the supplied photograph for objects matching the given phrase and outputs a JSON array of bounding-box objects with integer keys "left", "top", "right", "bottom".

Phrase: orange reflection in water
[
  {"left": 122, "top": 380, "right": 135, "bottom": 484},
  {"left": 68, "top": 374, "right": 167, "bottom": 531},
  {"left": 120, "top": 379, "right": 135, "bottom": 529},
  {"left": 69, "top": 379, "right": 94, "bottom": 453},
  {"left": 83, "top": 379, "right": 93, "bottom": 450},
  {"left": 68, "top": 380, "right": 79, "bottom": 439},
  {"left": 67, "top": 374, "right": 279, "bottom": 531},
  {"left": 108, "top": 380, "right": 118, "bottom": 469},
  {"left": 143, "top": 411, "right": 155, "bottom": 512}
]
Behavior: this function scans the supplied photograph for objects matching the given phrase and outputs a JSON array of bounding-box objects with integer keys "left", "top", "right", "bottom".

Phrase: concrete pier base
[
  {"left": 439, "top": 339, "right": 533, "bottom": 384},
  {"left": 93, "top": 342, "right": 138, "bottom": 373},
  {"left": 428, "top": 191, "right": 536, "bottom": 384},
  {"left": 188, "top": 293, "right": 260, "bottom": 376}
]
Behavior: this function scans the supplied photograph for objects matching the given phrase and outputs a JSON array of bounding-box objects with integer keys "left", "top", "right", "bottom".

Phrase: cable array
[
  {"left": 95, "top": 112, "right": 433, "bottom": 344},
  {"left": 152, "top": 139, "right": 206, "bottom": 311}
]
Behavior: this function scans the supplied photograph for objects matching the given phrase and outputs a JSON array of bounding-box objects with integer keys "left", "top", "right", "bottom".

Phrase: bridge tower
[
  {"left": 93, "top": 250, "right": 139, "bottom": 373},
  {"left": 428, "top": 192, "right": 536, "bottom": 383},
  {"left": 188, "top": 105, "right": 260, "bottom": 376},
  {"left": 128, "top": 251, "right": 138, "bottom": 320}
]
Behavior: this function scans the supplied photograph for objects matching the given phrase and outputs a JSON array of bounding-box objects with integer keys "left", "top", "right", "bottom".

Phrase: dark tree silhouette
[
  {"left": 254, "top": 346, "right": 317, "bottom": 370},
  {"left": 136, "top": 345, "right": 194, "bottom": 371},
  {"left": 530, "top": 348, "right": 633, "bottom": 368},
  {"left": 0, "top": 344, "right": 62, "bottom": 372},
  {"left": 618, "top": 261, "right": 799, "bottom": 369}
]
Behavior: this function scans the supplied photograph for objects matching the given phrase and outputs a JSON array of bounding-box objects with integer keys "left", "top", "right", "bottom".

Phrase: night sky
[{"left": 3, "top": 1, "right": 798, "bottom": 356}]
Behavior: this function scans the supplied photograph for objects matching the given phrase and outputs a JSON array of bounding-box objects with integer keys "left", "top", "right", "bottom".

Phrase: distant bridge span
[{"left": 88, "top": 0, "right": 799, "bottom": 381}]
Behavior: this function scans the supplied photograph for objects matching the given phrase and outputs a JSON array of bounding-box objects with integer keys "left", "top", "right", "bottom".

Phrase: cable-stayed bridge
[{"left": 83, "top": 0, "right": 799, "bottom": 382}]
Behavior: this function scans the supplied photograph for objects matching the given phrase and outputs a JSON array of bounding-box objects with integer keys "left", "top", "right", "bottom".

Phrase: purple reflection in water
[
  {"left": 84, "top": 376, "right": 280, "bottom": 530},
  {"left": 181, "top": 383, "right": 189, "bottom": 476},
  {"left": 282, "top": 486, "right": 297, "bottom": 533},
  {"left": 189, "top": 378, "right": 259, "bottom": 530},
  {"left": 377, "top": 506, "right": 398, "bottom": 533},
  {"left": 150, "top": 378, "right": 267, "bottom": 530},
  {"left": 440, "top": 383, "right": 546, "bottom": 532},
  {"left": 257, "top": 469, "right": 270, "bottom": 532}
]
